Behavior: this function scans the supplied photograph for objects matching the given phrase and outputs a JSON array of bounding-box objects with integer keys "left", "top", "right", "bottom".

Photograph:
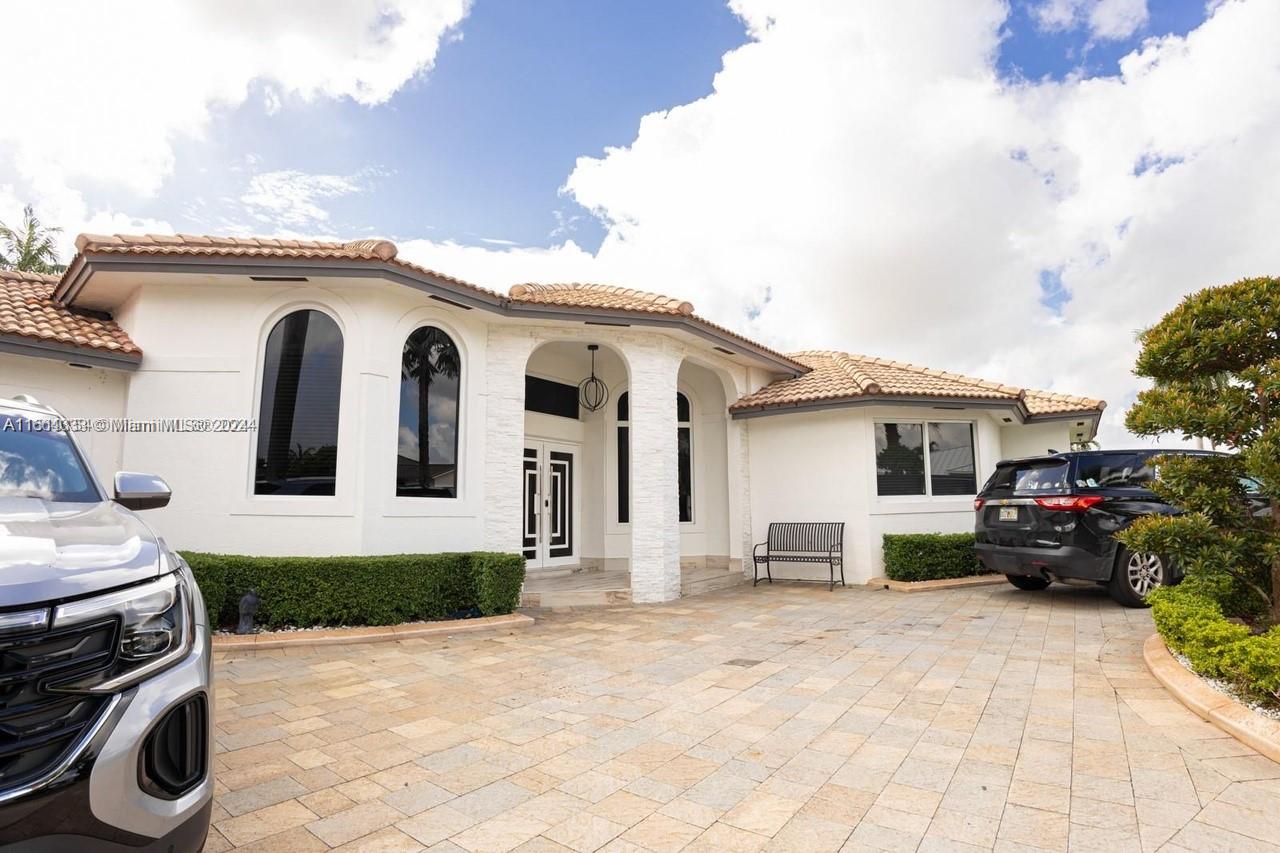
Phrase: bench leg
[
  {"left": 828, "top": 561, "right": 834, "bottom": 591},
  {"left": 753, "top": 561, "right": 758, "bottom": 587},
  {"left": 839, "top": 561, "right": 845, "bottom": 587},
  {"left": 766, "top": 559, "right": 772, "bottom": 584}
]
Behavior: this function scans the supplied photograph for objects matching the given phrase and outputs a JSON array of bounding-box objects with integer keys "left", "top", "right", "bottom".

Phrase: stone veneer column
[
  {"left": 483, "top": 327, "right": 536, "bottom": 553},
  {"left": 622, "top": 341, "right": 684, "bottom": 603}
]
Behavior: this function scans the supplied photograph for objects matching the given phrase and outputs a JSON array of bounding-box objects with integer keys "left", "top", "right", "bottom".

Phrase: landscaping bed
[{"left": 183, "top": 551, "right": 525, "bottom": 631}]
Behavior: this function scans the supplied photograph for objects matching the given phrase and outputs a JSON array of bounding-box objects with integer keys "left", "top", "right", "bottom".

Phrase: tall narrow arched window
[
  {"left": 616, "top": 392, "right": 629, "bottom": 523},
  {"left": 255, "top": 309, "right": 344, "bottom": 496},
  {"left": 397, "top": 326, "right": 461, "bottom": 498},
  {"left": 677, "top": 392, "right": 693, "bottom": 523},
  {"left": 615, "top": 391, "right": 694, "bottom": 524}
]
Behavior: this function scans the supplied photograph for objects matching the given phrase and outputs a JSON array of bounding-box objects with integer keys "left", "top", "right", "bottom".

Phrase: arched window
[
  {"left": 615, "top": 391, "right": 694, "bottom": 524},
  {"left": 397, "top": 326, "right": 461, "bottom": 498},
  {"left": 677, "top": 392, "right": 693, "bottom": 523},
  {"left": 255, "top": 310, "right": 343, "bottom": 496},
  {"left": 617, "top": 392, "right": 629, "bottom": 523}
]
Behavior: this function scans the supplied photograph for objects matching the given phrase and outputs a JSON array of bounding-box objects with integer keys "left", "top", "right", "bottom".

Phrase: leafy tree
[
  {"left": 0, "top": 206, "right": 64, "bottom": 274},
  {"left": 1118, "top": 276, "right": 1280, "bottom": 624}
]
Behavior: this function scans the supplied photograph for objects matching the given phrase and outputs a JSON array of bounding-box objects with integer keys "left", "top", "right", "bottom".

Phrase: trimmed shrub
[
  {"left": 883, "top": 533, "right": 985, "bottom": 582},
  {"left": 181, "top": 551, "right": 526, "bottom": 630},
  {"left": 1150, "top": 583, "right": 1280, "bottom": 707}
]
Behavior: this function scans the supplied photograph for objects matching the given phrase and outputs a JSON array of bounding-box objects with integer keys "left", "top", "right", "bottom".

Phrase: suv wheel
[
  {"left": 1108, "top": 547, "right": 1164, "bottom": 608},
  {"left": 1006, "top": 575, "right": 1050, "bottom": 591}
]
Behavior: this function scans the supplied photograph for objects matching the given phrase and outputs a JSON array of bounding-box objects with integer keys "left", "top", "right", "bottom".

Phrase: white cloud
[
  {"left": 240, "top": 169, "right": 377, "bottom": 229},
  {"left": 398, "top": 0, "right": 1279, "bottom": 447},
  {"left": 0, "top": 0, "right": 470, "bottom": 253},
  {"left": 1033, "top": 0, "right": 1149, "bottom": 40}
]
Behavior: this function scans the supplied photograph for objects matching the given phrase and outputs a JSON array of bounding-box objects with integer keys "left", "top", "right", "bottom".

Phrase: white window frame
[{"left": 872, "top": 418, "right": 979, "bottom": 501}]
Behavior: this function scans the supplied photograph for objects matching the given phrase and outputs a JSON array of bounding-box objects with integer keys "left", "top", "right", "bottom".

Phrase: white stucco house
[{"left": 0, "top": 234, "right": 1104, "bottom": 603}]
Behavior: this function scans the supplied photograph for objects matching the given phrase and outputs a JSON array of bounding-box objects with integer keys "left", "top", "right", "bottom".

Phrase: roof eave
[
  {"left": 59, "top": 251, "right": 809, "bottom": 377},
  {"left": 0, "top": 333, "right": 142, "bottom": 371}
]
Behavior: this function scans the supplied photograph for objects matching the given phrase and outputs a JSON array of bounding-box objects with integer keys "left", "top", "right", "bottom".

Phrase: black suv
[{"left": 974, "top": 449, "right": 1261, "bottom": 607}]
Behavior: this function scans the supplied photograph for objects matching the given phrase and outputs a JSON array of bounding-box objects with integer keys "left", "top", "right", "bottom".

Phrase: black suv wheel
[{"left": 1108, "top": 546, "right": 1165, "bottom": 608}]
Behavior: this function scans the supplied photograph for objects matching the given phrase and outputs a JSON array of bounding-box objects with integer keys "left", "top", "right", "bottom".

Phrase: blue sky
[{"left": 130, "top": 0, "right": 1211, "bottom": 255}]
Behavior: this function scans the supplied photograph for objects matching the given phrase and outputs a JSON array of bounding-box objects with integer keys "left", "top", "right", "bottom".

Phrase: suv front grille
[{"left": 0, "top": 618, "right": 117, "bottom": 793}]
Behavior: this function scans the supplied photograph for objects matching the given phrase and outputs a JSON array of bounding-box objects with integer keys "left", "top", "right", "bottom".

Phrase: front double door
[{"left": 522, "top": 441, "right": 578, "bottom": 568}]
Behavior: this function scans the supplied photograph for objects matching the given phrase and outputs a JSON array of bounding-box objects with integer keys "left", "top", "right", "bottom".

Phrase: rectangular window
[
  {"left": 874, "top": 421, "right": 976, "bottom": 497},
  {"left": 617, "top": 426, "right": 629, "bottom": 523},
  {"left": 677, "top": 426, "right": 693, "bottom": 523},
  {"left": 524, "top": 376, "right": 579, "bottom": 420}
]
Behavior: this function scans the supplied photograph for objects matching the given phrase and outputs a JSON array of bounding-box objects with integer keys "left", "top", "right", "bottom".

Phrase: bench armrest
[{"left": 753, "top": 541, "right": 769, "bottom": 557}]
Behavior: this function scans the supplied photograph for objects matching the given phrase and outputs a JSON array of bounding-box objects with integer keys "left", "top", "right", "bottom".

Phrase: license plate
[{"left": 999, "top": 506, "right": 1019, "bottom": 522}]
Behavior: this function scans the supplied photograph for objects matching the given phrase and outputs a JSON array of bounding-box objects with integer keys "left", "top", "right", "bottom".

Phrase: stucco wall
[
  {"left": 111, "top": 279, "right": 490, "bottom": 556},
  {"left": 746, "top": 405, "right": 1015, "bottom": 583},
  {"left": 999, "top": 420, "right": 1076, "bottom": 460},
  {"left": 0, "top": 352, "right": 129, "bottom": 486}
]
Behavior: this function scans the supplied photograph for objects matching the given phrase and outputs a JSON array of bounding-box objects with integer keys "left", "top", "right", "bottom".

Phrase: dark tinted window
[
  {"left": 256, "top": 310, "right": 343, "bottom": 496},
  {"left": 525, "top": 376, "right": 579, "bottom": 420},
  {"left": 929, "top": 422, "right": 976, "bottom": 496},
  {"left": 985, "top": 459, "right": 1071, "bottom": 493},
  {"left": 0, "top": 416, "right": 97, "bottom": 501},
  {"left": 875, "top": 422, "right": 925, "bottom": 496},
  {"left": 1074, "top": 453, "right": 1155, "bottom": 489},
  {"left": 677, "top": 393, "right": 692, "bottom": 523},
  {"left": 617, "top": 393, "right": 629, "bottom": 523},
  {"left": 397, "top": 326, "right": 461, "bottom": 498}
]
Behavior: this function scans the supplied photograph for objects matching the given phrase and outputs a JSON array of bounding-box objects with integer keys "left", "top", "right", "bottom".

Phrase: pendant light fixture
[{"left": 578, "top": 344, "right": 609, "bottom": 412}]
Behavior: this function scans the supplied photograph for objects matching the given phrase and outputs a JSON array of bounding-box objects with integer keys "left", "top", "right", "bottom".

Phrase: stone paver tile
[
  {"left": 215, "top": 799, "right": 319, "bottom": 847},
  {"left": 924, "top": 807, "right": 999, "bottom": 848},
  {"left": 620, "top": 812, "right": 705, "bottom": 852},
  {"left": 764, "top": 813, "right": 851, "bottom": 852},
  {"left": 299, "top": 786, "right": 357, "bottom": 818},
  {"left": 450, "top": 781, "right": 535, "bottom": 822},
  {"left": 543, "top": 812, "right": 628, "bottom": 852},
  {"left": 996, "top": 803, "right": 1069, "bottom": 851},
  {"left": 587, "top": 790, "right": 661, "bottom": 828},
  {"left": 721, "top": 791, "right": 804, "bottom": 838},
  {"left": 308, "top": 801, "right": 406, "bottom": 847},
  {"left": 396, "top": 804, "right": 478, "bottom": 847},
  {"left": 219, "top": 775, "right": 309, "bottom": 817},
  {"left": 450, "top": 813, "right": 549, "bottom": 853},
  {"left": 382, "top": 779, "right": 454, "bottom": 816},
  {"left": 231, "top": 825, "right": 330, "bottom": 852},
  {"left": 684, "top": 821, "right": 768, "bottom": 853},
  {"left": 332, "top": 826, "right": 427, "bottom": 852}
]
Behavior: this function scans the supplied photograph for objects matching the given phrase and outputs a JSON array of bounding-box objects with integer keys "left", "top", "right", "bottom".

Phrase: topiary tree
[{"left": 1118, "top": 276, "right": 1280, "bottom": 625}]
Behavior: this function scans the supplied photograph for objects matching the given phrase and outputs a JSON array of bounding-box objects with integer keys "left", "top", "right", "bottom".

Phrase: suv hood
[{"left": 0, "top": 498, "right": 163, "bottom": 605}]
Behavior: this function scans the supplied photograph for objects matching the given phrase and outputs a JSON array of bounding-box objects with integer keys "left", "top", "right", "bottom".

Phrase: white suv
[{"left": 0, "top": 396, "right": 211, "bottom": 852}]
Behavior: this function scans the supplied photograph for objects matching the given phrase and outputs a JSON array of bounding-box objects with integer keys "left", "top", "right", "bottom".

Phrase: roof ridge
[{"left": 508, "top": 282, "right": 696, "bottom": 316}]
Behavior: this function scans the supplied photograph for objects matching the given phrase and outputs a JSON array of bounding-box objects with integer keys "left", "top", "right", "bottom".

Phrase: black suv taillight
[{"left": 139, "top": 694, "right": 206, "bottom": 798}]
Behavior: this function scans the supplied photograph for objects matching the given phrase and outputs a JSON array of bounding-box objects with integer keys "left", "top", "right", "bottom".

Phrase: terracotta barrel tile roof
[
  {"left": 0, "top": 270, "right": 141, "bottom": 358},
  {"left": 731, "top": 350, "right": 1103, "bottom": 416},
  {"left": 508, "top": 282, "right": 696, "bottom": 316},
  {"left": 72, "top": 233, "right": 501, "bottom": 298}
]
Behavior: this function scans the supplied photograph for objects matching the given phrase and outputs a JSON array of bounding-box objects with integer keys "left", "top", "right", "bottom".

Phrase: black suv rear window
[
  {"left": 985, "top": 459, "right": 1070, "bottom": 493},
  {"left": 1074, "top": 453, "right": 1155, "bottom": 489}
]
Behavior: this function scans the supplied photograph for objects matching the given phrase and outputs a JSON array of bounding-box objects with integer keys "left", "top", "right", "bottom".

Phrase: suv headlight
[{"left": 49, "top": 570, "right": 195, "bottom": 693}]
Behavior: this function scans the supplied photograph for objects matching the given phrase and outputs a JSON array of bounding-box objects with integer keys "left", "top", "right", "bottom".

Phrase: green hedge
[
  {"left": 181, "top": 551, "right": 526, "bottom": 630},
  {"left": 1150, "top": 582, "right": 1280, "bottom": 708},
  {"left": 883, "top": 533, "right": 985, "bottom": 582}
]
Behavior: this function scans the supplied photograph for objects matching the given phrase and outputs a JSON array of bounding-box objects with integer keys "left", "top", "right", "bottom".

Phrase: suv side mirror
[{"left": 114, "top": 472, "right": 171, "bottom": 511}]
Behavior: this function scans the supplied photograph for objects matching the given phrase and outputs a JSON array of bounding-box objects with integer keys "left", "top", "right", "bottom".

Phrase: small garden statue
[{"left": 236, "top": 588, "right": 260, "bottom": 635}]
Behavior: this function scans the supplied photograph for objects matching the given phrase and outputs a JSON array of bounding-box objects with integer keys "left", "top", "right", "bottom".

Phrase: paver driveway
[{"left": 205, "top": 582, "right": 1280, "bottom": 852}]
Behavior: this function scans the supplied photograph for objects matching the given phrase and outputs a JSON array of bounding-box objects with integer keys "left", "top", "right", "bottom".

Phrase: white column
[
  {"left": 483, "top": 327, "right": 535, "bottom": 553},
  {"left": 622, "top": 341, "right": 683, "bottom": 603}
]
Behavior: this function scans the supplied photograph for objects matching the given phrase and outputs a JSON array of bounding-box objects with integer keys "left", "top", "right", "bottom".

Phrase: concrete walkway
[{"left": 205, "top": 582, "right": 1280, "bottom": 852}]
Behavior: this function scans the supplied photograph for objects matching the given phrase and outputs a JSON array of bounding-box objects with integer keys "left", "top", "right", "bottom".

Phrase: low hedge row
[
  {"left": 883, "top": 533, "right": 985, "bottom": 582},
  {"left": 1149, "top": 582, "right": 1280, "bottom": 708},
  {"left": 181, "top": 551, "right": 526, "bottom": 630}
]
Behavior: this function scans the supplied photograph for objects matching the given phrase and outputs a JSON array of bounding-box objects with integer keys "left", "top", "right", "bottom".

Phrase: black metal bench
[{"left": 752, "top": 522, "right": 845, "bottom": 590}]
